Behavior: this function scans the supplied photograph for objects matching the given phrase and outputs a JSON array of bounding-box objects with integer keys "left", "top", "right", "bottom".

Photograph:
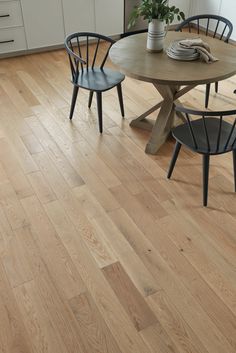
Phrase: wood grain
[
  {"left": 0, "top": 41, "right": 236, "bottom": 353},
  {"left": 110, "top": 32, "right": 236, "bottom": 85},
  {"left": 0, "top": 261, "right": 33, "bottom": 353},
  {"left": 69, "top": 292, "right": 123, "bottom": 353},
  {"left": 103, "top": 261, "right": 157, "bottom": 331}
]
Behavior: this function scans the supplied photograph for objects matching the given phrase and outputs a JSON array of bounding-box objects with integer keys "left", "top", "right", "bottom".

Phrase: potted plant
[{"left": 128, "top": 0, "right": 185, "bottom": 52}]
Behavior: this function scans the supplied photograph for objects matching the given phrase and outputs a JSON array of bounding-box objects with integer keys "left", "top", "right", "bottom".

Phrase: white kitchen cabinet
[
  {"left": 62, "top": 0, "right": 95, "bottom": 36},
  {"left": 0, "top": 26, "right": 26, "bottom": 53},
  {"left": 20, "top": 0, "right": 65, "bottom": 49},
  {"left": 95, "top": 0, "right": 124, "bottom": 36},
  {"left": 0, "top": 0, "right": 26, "bottom": 55},
  {"left": 0, "top": 0, "right": 23, "bottom": 29}
]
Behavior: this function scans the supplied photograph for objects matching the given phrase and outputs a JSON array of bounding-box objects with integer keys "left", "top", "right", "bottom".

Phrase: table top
[{"left": 109, "top": 31, "right": 236, "bottom": 85}]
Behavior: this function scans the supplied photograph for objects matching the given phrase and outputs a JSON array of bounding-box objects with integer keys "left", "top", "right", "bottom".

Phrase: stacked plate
[{"left": 166, "top": 40, "right": 200, "bottom": 61}]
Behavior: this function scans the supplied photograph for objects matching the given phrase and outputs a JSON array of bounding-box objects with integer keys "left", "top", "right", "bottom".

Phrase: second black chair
[
  {"left": 167, "top": 106, "right": 236, "bottom": 207},
  {"left": 65, "top": 32, "right": 125, "bottom": 133},
  {"left": 176, "top": 14, "right": 233, "bottom": 108}
]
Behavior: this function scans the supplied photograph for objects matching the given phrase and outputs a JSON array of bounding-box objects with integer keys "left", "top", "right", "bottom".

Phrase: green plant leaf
[{"left": 127, "top": 0, "right": 185, "bottom": 28}]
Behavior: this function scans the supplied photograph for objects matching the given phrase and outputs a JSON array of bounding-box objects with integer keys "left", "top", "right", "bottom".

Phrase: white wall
[
  {"left": 190, "top": 0, "right": 221, "bottom": 15},
  {"left": 219, "top": 0, "right": 236, "bottom": 40},
  {"left": 170, "top": 0, "right": 191, "bottom": 15},
  {"left": 169, "top": 0, "right": 191, "bottom": 23}
]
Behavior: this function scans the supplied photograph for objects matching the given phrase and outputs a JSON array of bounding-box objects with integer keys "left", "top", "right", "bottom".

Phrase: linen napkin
[{"left": 179, "top": 38, "right": 219, "bottom": 64}]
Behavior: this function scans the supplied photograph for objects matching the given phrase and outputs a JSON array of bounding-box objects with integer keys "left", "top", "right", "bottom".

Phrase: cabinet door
[
  {"left": 21, "top": 0, "right": 65, "bottom": 49},
  {"left": 62, "top": 0, "right": 95, "bottom": 36},
  {"left": 95, "top": 0, "right": 124, "bottom": 36}
]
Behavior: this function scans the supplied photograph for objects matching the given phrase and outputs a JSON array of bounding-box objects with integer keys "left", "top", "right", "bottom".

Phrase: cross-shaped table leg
[{"left": 129, "top": 83, "right": 196, "bottom": 154}]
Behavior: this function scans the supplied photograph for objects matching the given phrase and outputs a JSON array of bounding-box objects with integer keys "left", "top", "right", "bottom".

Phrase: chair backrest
[
  {"left": 175, "top": 106, "right": 236, "bottom": 154},
  {"left": 175, "top": 14, "right": 233, "bottom": 43},
  {"left": 65, "top": 32, "right": 115, "bottom": 82}
]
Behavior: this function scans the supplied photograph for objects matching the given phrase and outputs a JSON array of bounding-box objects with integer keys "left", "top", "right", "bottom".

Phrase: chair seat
[
  {"left": 173, "top": 117, "right": 236, "bottom": 155},
  {"left": 73, "top": 67, "right": 125, "bottom": 92}
]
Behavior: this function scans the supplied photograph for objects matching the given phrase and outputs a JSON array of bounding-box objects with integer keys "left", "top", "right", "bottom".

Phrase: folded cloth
[{"left": 179, "top": 38, "right": 219, "bottom": 64}]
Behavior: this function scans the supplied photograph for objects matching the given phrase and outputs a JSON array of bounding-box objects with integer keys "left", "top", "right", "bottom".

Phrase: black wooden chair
[
  {"left": 176, "top": 15, "right": 233, "bottom": 108},
  {"left": 167, "top": 106, "right": 236, "bottom": 206},
  {"left": 65, "top": 32, "right": 125, "bottom": 133}
]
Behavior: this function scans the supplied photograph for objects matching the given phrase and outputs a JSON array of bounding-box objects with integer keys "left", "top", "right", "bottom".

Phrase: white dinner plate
[
  {"left": 166, "top": 40, "right": 200, "bottom": 61},
  {"left": 166, "top": 49, "right": 200, "bottom": 61}
]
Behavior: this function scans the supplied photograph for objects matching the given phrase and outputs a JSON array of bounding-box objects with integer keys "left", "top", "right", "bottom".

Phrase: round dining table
[{"left": 109, "top": 31, "right": 236, "bottom": 154}]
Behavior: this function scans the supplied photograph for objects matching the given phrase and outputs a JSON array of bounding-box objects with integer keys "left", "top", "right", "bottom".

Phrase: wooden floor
[{"left": 1, "top": 44, "right": 236, "bottom": 353}]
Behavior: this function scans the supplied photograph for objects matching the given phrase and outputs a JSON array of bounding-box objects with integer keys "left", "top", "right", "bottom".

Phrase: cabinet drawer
[
  {"left": 0, "top": 27, "right": 26, "bottom": 53},
  {"left": 0, "top": 1, "right": 23, "bottom": 29}
]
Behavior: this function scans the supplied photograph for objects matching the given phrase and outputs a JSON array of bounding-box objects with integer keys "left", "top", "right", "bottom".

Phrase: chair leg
[
  {"left": 203, "top": 154, "right": 210, "bottom": 207},
  {"left": 96, "top": 92, "right": 103, "bottom": 133},
  {"left": 215, "top": 81, "right": 219, "bottom": 93},
  {"left": 117, "top": 83, "right": 125, "bottom": 117},
  {"left": 88, "top": 91, "right": 94, "bottom": 108},
  {"left": 167, "top": 141, "right": 182, "bottom": 179},
  {"left": 69, "top": 85, "right": 79, "bottom": 120},
  {"left": 205, "top": 83, "right": 211, "bottom": 108},
  {"left": 233, "top": 150, "right": 236, "bottom": 192}
]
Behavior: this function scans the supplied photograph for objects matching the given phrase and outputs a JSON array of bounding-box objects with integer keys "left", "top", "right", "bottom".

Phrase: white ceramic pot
[{"left": 147, "top": 19, "right": 166, "bottom": 52}]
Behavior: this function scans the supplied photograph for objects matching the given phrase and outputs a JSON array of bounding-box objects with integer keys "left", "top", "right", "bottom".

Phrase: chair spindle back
[
  {"left": 176, "top": 14, "right": 233, "bottom": 43},
  {"left": 175, "top": 106, "right": 236, "bottom": 153},
  {"left": 65, "top": 32, "right": 115, "bottom": 82}
]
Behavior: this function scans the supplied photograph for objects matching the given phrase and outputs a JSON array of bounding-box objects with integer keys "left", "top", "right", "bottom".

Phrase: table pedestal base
[{"left": 130, "top": 83, "right": 195, "bottom": 154}]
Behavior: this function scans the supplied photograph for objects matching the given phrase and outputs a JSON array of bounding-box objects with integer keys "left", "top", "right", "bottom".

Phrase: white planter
[{"left": 147, "top": 19, "right": 166, "bottom": 52}]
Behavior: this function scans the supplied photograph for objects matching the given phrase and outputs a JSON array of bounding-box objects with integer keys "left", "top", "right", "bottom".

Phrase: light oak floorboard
[{"left": 0, "top": 44, "right": 236, "bottom": 353}]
